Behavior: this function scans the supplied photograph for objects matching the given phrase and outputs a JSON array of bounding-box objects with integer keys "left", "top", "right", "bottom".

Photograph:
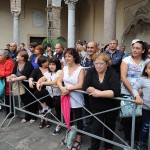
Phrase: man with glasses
[{"left": 105, "top": 39, "right": 124, "bottom": 77}]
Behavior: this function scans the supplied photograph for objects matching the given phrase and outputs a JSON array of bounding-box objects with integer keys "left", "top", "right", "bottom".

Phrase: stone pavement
[{"left": 0, "top": 109, "right": 125, "bottom": 150}]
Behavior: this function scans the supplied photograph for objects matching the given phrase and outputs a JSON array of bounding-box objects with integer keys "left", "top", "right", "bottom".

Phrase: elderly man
[
  {"left": 9, "top": 42, "right": 18, "bottom": 60},
  {"left": 0, "top": 49, "right": 15, "bottom": 118}
]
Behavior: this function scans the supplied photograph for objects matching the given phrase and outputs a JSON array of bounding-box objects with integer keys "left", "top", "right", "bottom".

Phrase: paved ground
[{"left": 0, "top": 108, "right": 127, "bottom": 150}]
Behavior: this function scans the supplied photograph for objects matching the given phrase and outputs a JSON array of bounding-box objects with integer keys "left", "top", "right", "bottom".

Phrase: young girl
[
  {"left": 133, "top": 61, "right": 150, "bottom": 150},
  {"left": 37, "top": 58, "right": 62, "bottom": 135}
]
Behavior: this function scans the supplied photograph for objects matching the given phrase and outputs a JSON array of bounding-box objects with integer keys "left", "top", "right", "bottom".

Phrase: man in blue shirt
[{"left": 105, "top": 39, "right": 124, "bottom": 77}]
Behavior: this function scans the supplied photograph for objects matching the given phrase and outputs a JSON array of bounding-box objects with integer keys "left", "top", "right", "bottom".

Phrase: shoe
[
  {"left": 21, "top": 119, "right": 27, "bottom": 123},
  {"left": 30, "top": 119, "right": 35, "bottom": 123},
  {"left": 39, "top": 121, "right": 45, "bottom": 129},
  {"left": 53, "top": 126, "right": 61, "bottom": 135},
  {"left": 71, "top": 140, "right": 82, "bottom": 150},
  {"left": 46, "top": 121, "right": 51, "bottom": 128},
  {"left": 61, "top": 138, "right": 66, "bottom": 146}
]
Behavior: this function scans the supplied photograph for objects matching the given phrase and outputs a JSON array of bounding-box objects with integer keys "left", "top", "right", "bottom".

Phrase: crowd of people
[{"left": 0, "top": 39, "right": 150, "bottom": 150}]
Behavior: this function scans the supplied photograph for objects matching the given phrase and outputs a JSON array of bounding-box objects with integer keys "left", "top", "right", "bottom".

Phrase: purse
[
  {"left": 0, "top": 78, "right": 5, "bottom": 97},
  {"left": 12, "top": 81, "right": 25, "bottom": 96},
  {"left": 119, "top": 96, "right": 142, "bottom": 118},
  {"left": 66, "top": 125, "right": 77, "bottom": 150}
]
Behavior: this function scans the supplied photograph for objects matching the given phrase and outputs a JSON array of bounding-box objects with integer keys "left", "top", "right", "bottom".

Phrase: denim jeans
[{"left": 140, "top": 108, "right": 150, "bottom": 150}]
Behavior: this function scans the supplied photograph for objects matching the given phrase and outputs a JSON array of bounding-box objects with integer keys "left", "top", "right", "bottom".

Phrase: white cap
[{"left": 131, "top": 39, "right": 141, "bottom": 45}]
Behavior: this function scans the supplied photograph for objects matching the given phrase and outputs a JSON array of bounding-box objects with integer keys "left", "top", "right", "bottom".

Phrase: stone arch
[{"left": 122, "top": 6, "right": 150, "bottom": 51}]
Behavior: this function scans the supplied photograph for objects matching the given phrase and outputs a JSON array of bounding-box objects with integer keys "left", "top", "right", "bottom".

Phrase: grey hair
[{"left": 0, "top": 49, "right": 10, "bottom": 59}]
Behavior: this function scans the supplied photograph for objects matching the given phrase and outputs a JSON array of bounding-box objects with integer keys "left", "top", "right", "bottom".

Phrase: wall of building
[
  {"left": 0, "top": 0, "right": 13, "bottom": 49},
  {"left": 0, "top": 0, "right": 47, "bottom": 49},
  {"left": 0, "top": 0, "right": 149, "bottom": 50}
]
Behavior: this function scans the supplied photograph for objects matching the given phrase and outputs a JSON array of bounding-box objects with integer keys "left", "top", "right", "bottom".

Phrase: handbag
[
  {"left": 0, "top": 78, "right": 5, "bottom": 97},
  {"left": 66, "top": 125, "right": 77, "bottom": 150},
  {"left": 119, "top": 96, "right": 142, "bottom": 118},
  {"left": 12, "top": 81, "right": 25, "bottom": 96}
]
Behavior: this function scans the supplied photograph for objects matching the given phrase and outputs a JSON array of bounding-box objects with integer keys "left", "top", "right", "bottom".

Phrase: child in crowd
[
  {"left": 37, "top": 58, "right": 62, "bottom": 135},
  {"left": 133, "top": 61, "right": 150, "bottom": 150}
]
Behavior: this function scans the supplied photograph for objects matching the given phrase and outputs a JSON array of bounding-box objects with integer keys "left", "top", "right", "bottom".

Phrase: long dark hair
[
  {"left": 142, "top": 61, "right": 150, "bottom": 77},
  {"left": 48, "top": 58, "right": 61, "bottom": 72},
  {"left": 132, "top": 41, "right": 149, "bottom": 60}
]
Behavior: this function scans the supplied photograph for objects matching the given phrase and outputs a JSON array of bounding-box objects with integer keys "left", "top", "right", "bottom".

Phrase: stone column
[
  {"left": 65, "top": 0, "right": 78, "bottom": 48},
  {"left": 12, "top": 11, "right": 20, "bottom": 45},
  {"left": 104, "top": 0, "right": 117, "bottom": 44},
  {"left": 51, "top": 6, "right": 61, "bottom": 39},
  {"left": 47, "top": 0, "right": 52, "bottom": 38},
  {"left": 10, "top": 0, "right": 21, "bottom": 45}
]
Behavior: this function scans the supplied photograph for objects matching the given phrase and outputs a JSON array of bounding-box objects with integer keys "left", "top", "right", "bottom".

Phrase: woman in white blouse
[{"left": 57, "top": 48, "right": 85, "bottom": 150}]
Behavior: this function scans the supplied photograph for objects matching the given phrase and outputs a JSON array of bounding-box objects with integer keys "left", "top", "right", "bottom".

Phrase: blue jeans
[{"left": 140, "top": 108, "right": 150, "bottom": 150}]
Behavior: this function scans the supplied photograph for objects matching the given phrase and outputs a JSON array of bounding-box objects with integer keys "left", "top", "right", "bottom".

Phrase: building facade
[{"left": 0, "top": 0, "right": 150, "bottom": 51}]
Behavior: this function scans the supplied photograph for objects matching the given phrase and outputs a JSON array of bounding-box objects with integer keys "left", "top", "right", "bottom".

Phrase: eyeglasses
[
  {"left": 94, "top": 62, "right": 106, "bottom": 66},
  {"left": 87, "top": 47, "right": 94, "bottom": 49}
]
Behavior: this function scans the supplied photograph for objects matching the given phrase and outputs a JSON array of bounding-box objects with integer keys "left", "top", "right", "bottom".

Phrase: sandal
[
  {"left": 46, "top": 121, "right": 51, "bottom": 128},
  {"left": 39, "top": 121, "right": 45, "bottom": 129},
  {"left": 71, "top": 140, "right": 82, "bottom": 150},
  {"left": 61, "top": 138, "right": 67, "bottom": 146}
]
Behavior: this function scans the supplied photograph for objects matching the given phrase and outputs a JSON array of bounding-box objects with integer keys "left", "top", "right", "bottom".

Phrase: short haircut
[
  {"left": 29, "top": 42, "right": 38, "bottom": 48},
  {"left": 93, "top": 53, "right": 112, "bottom": 66},
  {"left": 19, "top": 51, "right": 29, "bottom": 62},
  {"left": 110, "top": 39, "right": 118, "bottom": 44},
  {"left": 35, "top": 45, "right": 45, "bottom": 55},
  {"left": 48, "top": 58, "right": 61, "bottom": 72},
  {"left": 37, "top": 56, "right": 48, "bottom": 67},
  {"left": 0, "top": 49, "right": 10, "bottom": 59},
  {"left": 63, "top": 48, "right": 80, "bottom": 64},
  {"left": 20, "top": 43, "right": 25, "bottom": 47}
]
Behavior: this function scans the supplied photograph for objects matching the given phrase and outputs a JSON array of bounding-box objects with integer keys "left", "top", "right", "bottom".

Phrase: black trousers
[
  {"left": 5, "top": 95, "right": 14, "bottom": 115},
  {"left": 70, "top": 107, "right": 83, "bottom": 135},
  {"left": 52, "top": 96, "right": 61, "bottom": 121},
  {"left": 122, "top": 116, "right": 142, "bottom": 142},
  {"left": 89, "top": 109, "right": 118, "bottom": 150}
]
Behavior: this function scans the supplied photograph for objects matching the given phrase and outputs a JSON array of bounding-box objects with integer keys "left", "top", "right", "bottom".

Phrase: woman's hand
[
  {"left": 61, "top": 87, "right": 69, "bottom": 95},
  {"left": 29, "top": 80, "right": 35, "bottom": 88},
  {"left": 7, "top": 74, "right": 17, "bottom": 82},
  {"left": 88, "top": 89, "right": 101, "bottom": 97},
  {"left": 37, "top": 82, "right": 46, "bottom": 91},
  {"left": 6, "top": 76, "right": 12, "bottom": 82},
  {"left": 135, "top": 95, "right": 144, "bottom": 105},
  {"left": 86, "top": 87, "right": 95, "bottom": 94}
]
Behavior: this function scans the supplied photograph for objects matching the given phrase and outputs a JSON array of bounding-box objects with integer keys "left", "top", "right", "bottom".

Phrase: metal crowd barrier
[
  {"left": 0, "top": 82, "right": 14, "bottom": 127},
  {"left": 0, "top": 80, "right": 150, "bottom": 150}
]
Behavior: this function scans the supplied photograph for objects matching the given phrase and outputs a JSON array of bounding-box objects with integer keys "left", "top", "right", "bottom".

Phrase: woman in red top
[{"left": 0, "top": 49, "right": 15, "bottom": 116}]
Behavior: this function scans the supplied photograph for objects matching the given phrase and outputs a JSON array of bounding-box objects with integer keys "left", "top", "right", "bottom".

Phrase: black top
[
  {"left": 13, "top": 62, "right": 34, "bottom": 79},
  {"left": 29, "top": 68, "right": 46, "bottom": 89},
  {"left": 83, "top": 67, "right": 120, "bottom": 110},
  {"left": 12, "top": 61, "right": 34, "bottom": 87}
]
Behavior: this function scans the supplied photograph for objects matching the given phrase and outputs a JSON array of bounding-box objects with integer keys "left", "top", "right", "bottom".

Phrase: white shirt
[
  {"left": 63, "top": 65, "right": 84, "bottom": 108},
  {"left": 44, "top": 70, "right": 62, "bottom": 97}
]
